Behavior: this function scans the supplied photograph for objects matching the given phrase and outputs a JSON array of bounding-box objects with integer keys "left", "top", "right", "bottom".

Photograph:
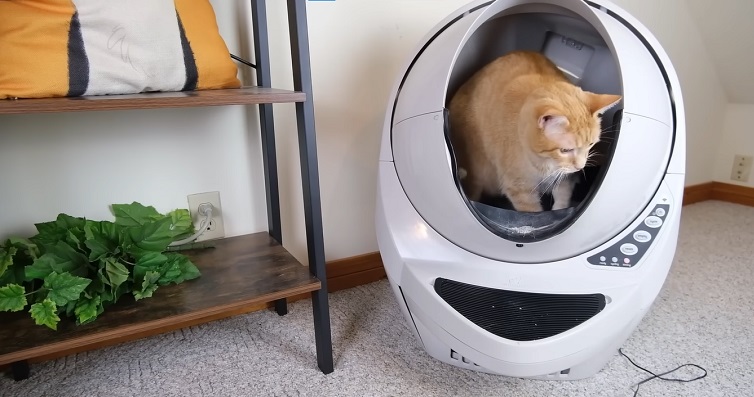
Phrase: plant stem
[{"left": 23, "top": 287, "right": 47, "bottom": 297}]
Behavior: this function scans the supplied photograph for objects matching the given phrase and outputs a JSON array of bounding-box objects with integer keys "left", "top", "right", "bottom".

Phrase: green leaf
[
  {"left": 112, "top": 202, "right": 163, "bottom": 227},
  {"left": 55, "top": 213, "right": 86, "bottom": 231},
  {"left": 0, "top": 245, "right": 16, "bottom": 280},
  {"left": 94, "top": 269, "right": 115, "bottom": 305},
  {"left": 84, "top": 221, "right": 121, "bottom": 261},
  {"left": 0, "top": 262, "right": 24, "bottom": 287},
  {"left": 65, "top": 229, "right": 86, "bottom": 252},
  {"left": 166, "top": 209, "right": 194, "bottom": 239},
  {"left": 32, "top": 220, "right": 68, "bottom": 248},
  {"left": 84, "top": 239, "right": 111, "bottom": 262},
  {"left": 44, "top": 272, "right": 91, "bottom": 307},
  {"left": 31, "top": 214, "right": 85, "bottom": 250},
  {"left": 0, "top": 284, "right": 27, "bottom": 312},
  {"left": 84, "top": 269, "right": 106, "bottom": 300},
  {"left": 158, "top": 257, "right": 182, "bottom": 285},
  {"left": 25, "top": 254, "right": 57, "bottom": 281},
  {"left": 99, "top": 289, "right": 114, "bottom": 305},
  {"left": 104, "top": 259, "right": 129, "bottom": 290},
  {"left": 134, "top": 271, "right": 160, "bottom": 301},
  {"left": 30, "top": 299, "right": 60, "bottom": 330},
  {"left": 2, "top": 239, "right": 39, "bottom": 286},
  {"left": 126, "top": 218, "right": 175, "bottom": 258},
  {"left": 7, "top": 237, "right": 39, "bottom": 260},
  {"left": 133, "top": 252, "right": 168, "bottom": 285},
  {"left": 74, "top": 296, "right": 101, "bottom": 325},
  {"left": 64, "top": 300, "right": 77, "bottom": 317},
  {"left": 84, "top": 220, "right": 119, "bottom": 241},
  {"left": 47, "top": 241, "right": 89, "bottom": 277},
  {"left": 165, "top": 253, "right": 200, "bottom": 284}
]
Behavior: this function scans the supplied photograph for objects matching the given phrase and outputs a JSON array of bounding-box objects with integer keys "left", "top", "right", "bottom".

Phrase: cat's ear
[
  {"left": 538, "top": 114, "right": 569, "bottom": 137},
  {"left": 587, "top": 93, "right": 622, "bottom": 116}
]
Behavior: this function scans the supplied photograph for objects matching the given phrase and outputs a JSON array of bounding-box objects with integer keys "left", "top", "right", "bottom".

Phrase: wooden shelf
[
  {"left": 0, "top": 232, "right": 320, "bottom": 366},
  {"left": 0, "top": 87, "right": 306, "bottom": 115}
]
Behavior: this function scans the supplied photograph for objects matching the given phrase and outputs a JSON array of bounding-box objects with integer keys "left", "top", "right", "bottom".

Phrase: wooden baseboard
[
  {"left": 265, "top": 252, "right": 386, "bottom": 307},
  {"left": 325, "top": 252, "right": 386, "bottom": 292},
  {"left": 683, "top": 182, "right": 715, "bottom": 205},
  {"left": 684, "top": 181, "right": 754, "bottom": 207}
]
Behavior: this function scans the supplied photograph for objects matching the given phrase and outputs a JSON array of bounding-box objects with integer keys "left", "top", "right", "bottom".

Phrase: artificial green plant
[{"left": 0, "top": 202, "right": 201, "bottom": 330}]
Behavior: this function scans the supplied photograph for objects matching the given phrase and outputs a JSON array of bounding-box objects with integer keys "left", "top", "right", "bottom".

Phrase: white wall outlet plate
[
  {"left": 187, "top": 191, "right": 225, "bottom": 241},
  {"left": 730, "top": 154, "right": 753, "bottom": 182}
]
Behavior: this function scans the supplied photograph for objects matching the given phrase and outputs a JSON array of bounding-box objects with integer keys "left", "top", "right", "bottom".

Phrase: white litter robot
[{"left": 375, "top": 0, "right": 685, "bottom": 379}]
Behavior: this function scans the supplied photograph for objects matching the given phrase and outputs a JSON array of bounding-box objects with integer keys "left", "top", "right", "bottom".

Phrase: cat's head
[{"left": 523, "top": 84, "right": 621, "bottom": 173}]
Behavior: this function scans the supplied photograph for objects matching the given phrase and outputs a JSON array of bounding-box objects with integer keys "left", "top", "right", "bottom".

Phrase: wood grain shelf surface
[
  {"left": 0, "top": 87, "right": 306, "bottom": 115},
  {"left": 0, "top": 232, "right": 320, "bottom": 366}
]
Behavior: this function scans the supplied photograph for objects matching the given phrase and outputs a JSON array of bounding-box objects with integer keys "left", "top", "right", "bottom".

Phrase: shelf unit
[{"left": 0, "top": 0, "right": 333, "bottom": 379}]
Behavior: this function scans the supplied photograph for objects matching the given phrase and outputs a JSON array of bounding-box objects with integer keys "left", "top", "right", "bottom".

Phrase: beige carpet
[{"left": 2, "top": 200, "right": 752, "bottom": 397}]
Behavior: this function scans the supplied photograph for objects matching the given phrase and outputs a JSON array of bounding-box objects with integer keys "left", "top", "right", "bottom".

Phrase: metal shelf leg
[{"left": 288, "top": 0, "right": 334, "bottom": 375}]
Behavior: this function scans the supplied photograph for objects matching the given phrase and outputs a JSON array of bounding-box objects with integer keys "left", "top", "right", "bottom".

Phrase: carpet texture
[{"left": 1, "top": 200, "right": 752, "bottom": 397}]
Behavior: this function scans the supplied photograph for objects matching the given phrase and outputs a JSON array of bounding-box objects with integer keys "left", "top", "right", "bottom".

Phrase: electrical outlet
[
  {"left": 730, "top": 155, "right": 753, "bottom": 182},
  {"left": 187, "top": 191, "right": 225, "bottom": 241}
]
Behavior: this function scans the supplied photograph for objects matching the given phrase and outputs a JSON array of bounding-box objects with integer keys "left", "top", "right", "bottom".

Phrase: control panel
[{"left": 587, "top": 204, "right": 670, "bottom": 268}]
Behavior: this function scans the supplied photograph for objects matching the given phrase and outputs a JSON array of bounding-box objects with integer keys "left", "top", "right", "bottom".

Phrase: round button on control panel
[
  {"left": 620, "top": 243, "right": 638, "bottom": 256},
  {"left": 644, "top": 216, "right": 663, "bottom": 228},
  {"left": 633, "top": 230, "right": 651, "bottom": 243}
]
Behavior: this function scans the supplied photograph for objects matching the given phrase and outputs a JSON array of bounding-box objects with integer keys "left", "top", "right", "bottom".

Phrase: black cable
[
  {"left": 618, "top": 348, "right": 707, "bottom": 397},
  {"left": 230, "top": 53, "right": 256, "bottom": 69}
]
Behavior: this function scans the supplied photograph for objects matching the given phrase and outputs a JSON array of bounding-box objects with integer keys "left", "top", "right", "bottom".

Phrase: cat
[{"left": 448, "top": 50, "right": 622, "bottom": 212}]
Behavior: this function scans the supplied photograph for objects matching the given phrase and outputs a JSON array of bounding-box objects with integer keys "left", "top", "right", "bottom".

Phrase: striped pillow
[{"left": 0, "top": 0, "right": 241, "bottom": 99}]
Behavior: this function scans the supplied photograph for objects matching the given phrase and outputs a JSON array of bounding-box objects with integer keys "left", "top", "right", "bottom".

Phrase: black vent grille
[{"left": 434, "top": 278, "right": 606, "bottom": 341}]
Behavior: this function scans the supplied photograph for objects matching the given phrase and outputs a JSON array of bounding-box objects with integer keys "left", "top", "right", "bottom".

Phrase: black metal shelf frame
[{"left": 250, "top": 0, "right": 334, "bottom": 374}]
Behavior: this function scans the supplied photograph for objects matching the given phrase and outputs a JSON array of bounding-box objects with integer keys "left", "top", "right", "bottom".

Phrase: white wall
[
  {"left": 253, "top": 0, "right": 474, "bottom": 262},
  {"left": 0, "top": 0, "right": 730, "bottom": 266},
  {"left": 685, "top": 0, "right": 754, "bottom": 104},
  {"left": 609, "top": 0, "right": 727, "bottom": 186},
  {"left": 714, "top": 104, "right": 754, "bottom": 187}
]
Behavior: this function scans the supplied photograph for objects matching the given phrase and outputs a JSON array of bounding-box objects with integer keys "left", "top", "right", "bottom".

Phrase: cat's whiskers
[
  {"left": 552, "top": 169, "right": 567, "bottom": 193},
  {"left": 531, "top": 173, "right": 553, "bottom": 194},
  {"left": 532, "top": 167, "right": 561, "bottom": 195},
  {"left": 535, "top": 167, "right": 568, "bottom": 199}
]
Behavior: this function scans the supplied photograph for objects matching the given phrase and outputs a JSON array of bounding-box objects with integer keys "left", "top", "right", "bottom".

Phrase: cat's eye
[{"left": 560, "top": 148, "right": 574, "bottom": 154}]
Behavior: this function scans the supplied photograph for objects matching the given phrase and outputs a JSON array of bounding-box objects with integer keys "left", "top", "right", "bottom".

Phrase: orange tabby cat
[{"left": 449, "top": 51, "right": 621, "bottom": 212}]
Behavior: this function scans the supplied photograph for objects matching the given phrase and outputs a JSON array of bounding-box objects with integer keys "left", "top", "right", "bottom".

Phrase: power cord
[
  {"left": 231, "top": 54, "right": 256, "bottom": 69},
  {"left": 618, "top": 348, "right": 707, "bottom": 397},
  {"left": 169, "top": 203, "right": 213, "bottom": 246}
]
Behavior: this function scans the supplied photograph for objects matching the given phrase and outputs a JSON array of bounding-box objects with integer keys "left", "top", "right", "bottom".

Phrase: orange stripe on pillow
[
  {"left": 0, "top": 0, "right": 77, "bottom": 98},
  {"left": 173, "top": 0, "right": 241, "bottom": 90}
]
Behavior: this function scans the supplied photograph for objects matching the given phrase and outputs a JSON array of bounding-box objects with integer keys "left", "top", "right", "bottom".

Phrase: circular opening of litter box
[{"left": 445, "top": 8, "right": 623, "bottom": 243}]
